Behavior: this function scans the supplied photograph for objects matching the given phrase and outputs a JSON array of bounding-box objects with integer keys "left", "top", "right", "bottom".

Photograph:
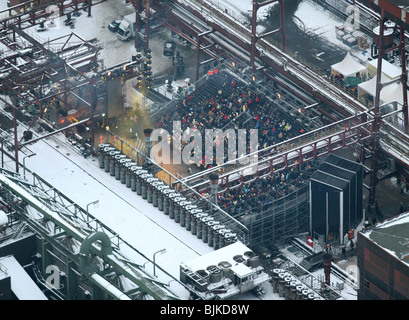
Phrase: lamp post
[
  {"left": 23, "top": 153, "right": 36, "bottom": 180},
  {"left": 86, "top": 200, "right": 99, "bottom": 223},
  {"left": 153, "top": 248, "right": 166, "bottom": 277}
]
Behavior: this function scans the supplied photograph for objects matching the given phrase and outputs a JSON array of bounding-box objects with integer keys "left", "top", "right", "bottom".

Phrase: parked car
[
  {"left": 108, "top": 20, "right": 121, "bottom": 32},
  {"left": 163, "top": 41, "right": 176, "bottom": 56}
]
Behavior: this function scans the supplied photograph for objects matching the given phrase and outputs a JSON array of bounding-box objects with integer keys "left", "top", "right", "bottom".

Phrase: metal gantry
[
  {"left": 250, "top": 0, "right": 286, "bottom": 74},
  {"left": 0, "top": 168, "right": 184, "bottom": 300},
  {"left": 0, "top": 23, "right": 102, "bottom": 172}
]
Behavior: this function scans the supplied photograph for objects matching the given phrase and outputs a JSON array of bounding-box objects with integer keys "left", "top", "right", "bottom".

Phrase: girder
[
  {"left": 0, "top": 169, "right": 184, "bottom": 300},
  {"left": 158, "top": 0, "right": 409, "bottom": 207}
]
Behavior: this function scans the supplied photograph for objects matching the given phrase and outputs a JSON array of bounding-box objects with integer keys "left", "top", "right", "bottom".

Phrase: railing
[{"left": 101, "top": 129, "right": 251, "bottom": 245}]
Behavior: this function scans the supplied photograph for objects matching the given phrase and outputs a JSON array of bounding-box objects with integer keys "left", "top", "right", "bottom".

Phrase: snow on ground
[
  {"left": 293, "top": 0, "right": 351, "bottom": 52},
  {"left": 12, "top": 127, "right": 213, "bottom": 299},
  {"left": 293, "top": 0, "right": 372, "bottom": 64},
  {"left": 25, "top": 0, "right": 137, "bottom": 69}
]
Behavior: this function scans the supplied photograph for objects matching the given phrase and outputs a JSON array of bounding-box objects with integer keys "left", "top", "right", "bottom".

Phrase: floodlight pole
[
  {"left": 153, "top": 248, "right": 166, "bottom": 277},
  {"left": 23, "top": 153, "right": 36, "bottom": 180},
  {"left": 86, "top": 200, "right": 100, "bottom": 223}
]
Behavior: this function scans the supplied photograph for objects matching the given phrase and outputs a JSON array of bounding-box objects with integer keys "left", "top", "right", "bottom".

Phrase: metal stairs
[{"left": 11, "top": 221, "right": 28, "bottom": 240}]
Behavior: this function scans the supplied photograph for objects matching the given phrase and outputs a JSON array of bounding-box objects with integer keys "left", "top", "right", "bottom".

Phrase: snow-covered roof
[
  {"left": 358, "top": 74, "right": 408, "bottom": 105},
  {"left": 182, "top": 241, "right": 254, "bottom": 274},
  {"left": 0, "top": 255, "right": 48, "bottom": 300},
  {"left": 368, "top": 58, "right": 402, "bottom": 80},
  {"left": 360, "top": 212, "right": 409, "bottom": 266},
  {"left": 358, "top": 73, "right": 389, "bottom": 96},
  {"left": 331, "top": 53, "right": 366, "bottom": 78},
  {"left": 0, "top": 210, "right": 7, "bottom": 226},
  {"left": 381, "top": 82, "right": 408, "bottom": 106},
  {"left": 230, "top": 262, "right": 253, "bottom": 278}
]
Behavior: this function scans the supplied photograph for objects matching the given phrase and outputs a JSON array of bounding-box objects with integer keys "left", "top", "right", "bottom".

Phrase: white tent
[
  {"left": 358, "top": 73, "right": 394, "bottom": 101},
  {"left": 331, "top": 53, "right": 367, "bottom": 79},
  {"left": 358, "top": 74, "right": 408, "bottom": 106},
  {"left": 382, "top": 82, "right": 408, "bottom": 106},
  {"left": 368, "top": 58, "right": 402, "bottom": 81}
]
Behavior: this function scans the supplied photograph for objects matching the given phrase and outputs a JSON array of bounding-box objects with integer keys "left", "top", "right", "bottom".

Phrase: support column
[
  {"left": 400, "top": 25, "right": 408, "bottom": 129},
  {"left": 144, "top": 0, "right": 150, "bottom": 51},
  {"left": 66, "top": 259, "right": 77, "bottom": 299},
  {"left": 250, "top": 0, "right": 286, "bottom": 74},
  {"left": 144, "top": 128, "right": 153, "bottom": 162},
  {"left": 369, "top": 12, "right": 386, "bottom": 205},
  {"left": 13, "top": 108, "right": 19, "bottom": 173},
  {"left": 90, "top": 81, "right": 96, "bottom": 147},
  {"left": 135, "top": 0, "right": 142, "bottom": 49},
  {"left": 250, "top": 0, "right": 259, "bottom": 74},
  {"left": 196, "top": 38, "right": 201, "bottom": 82}
]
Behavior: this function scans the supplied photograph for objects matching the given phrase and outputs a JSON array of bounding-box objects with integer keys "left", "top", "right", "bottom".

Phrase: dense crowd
[
  {"left": 156, "top": 71, "right": 313, "bottom": 217},
  {"left": 217, "top": 160, "right": 320, "bottom": 217}
]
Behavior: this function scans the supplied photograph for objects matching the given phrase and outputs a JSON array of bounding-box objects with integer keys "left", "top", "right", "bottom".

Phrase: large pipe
[
  {"left": 90, "top": 273, "right": 131, "bottom": 300},
  {"left": 144, "top": 128, "right": 153, "bottom": 160},
  {"left": 209, "top": 173, "right": 219, "bottom": 205}
]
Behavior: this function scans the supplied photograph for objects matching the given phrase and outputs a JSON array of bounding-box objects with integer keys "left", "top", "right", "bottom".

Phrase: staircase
[
  {"left": 292, "top": 259, "right": 311, "bottom": 277},
  {"left": 11, "top": 221, "right": 28, "bottom": 240}
]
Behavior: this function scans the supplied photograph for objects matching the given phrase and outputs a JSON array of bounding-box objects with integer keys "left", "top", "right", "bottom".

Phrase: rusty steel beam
[
  {"left": 19, "top": 116, "right": 93, "bottom": 147},
  {"left": 0, "top": 0, "right": 107, "bottom": 35},
  {"left": 399, "top": 24, "right": 408, "bottom": 128},
  {"left": 0, "top": 22, "right": 101, "bottom": 172},
  {"left": 250, "top": 0, "right": 285, "bottom": 74},
  {"left": 369, "top": 10, "right": 385, "bottom": 206}
]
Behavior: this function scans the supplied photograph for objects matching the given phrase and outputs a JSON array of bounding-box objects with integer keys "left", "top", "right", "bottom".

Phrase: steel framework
[
  {"left": 0, "top": 167, "right": 184, "bottom": 299},
  {"left": 155, "top": 0, "right": 409, "bottom": 209},
  {"left": 0, "top": 0, "right": 107, "bottom": 173}
]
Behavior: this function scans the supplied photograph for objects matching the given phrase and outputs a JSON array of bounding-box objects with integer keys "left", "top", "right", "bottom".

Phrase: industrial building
[
  {"left": 358, "top": 212, "right": 409, "bottom": 300},
  {"left": 0, "top": 0, "right": 408, "bottom": 301}
]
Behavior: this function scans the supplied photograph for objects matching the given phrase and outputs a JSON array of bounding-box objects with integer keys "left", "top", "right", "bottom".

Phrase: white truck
[
  {"left": 116, "top": 9, "right": 163, "bottom": 42},
  {"left": 117, "top": 13, "right": 136, "bottom": 41}
]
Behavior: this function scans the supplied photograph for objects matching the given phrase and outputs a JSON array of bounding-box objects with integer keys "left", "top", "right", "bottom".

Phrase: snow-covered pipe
[{"left": 90, "top": 273, "right": 131, "bottom": 300}]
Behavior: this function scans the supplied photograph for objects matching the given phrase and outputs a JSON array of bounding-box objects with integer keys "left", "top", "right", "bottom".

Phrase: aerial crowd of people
[{"left": 155, "top": 70, "right": 315, "bottom": 218}]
